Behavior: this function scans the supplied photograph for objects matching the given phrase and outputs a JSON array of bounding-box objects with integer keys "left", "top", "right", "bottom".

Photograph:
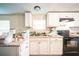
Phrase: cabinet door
[
  {"left": 39, "top": 40, "right": 49, "bottom": 55},
  {"left": 29, "top": 41, "right": 39, "bottom": 55},
  {"left": 55, "top": 40, "right": 63, "bottom": 55},
  {"left": 47, "top": 13, "right": 59, "bottom": 27},
  {"left": 25, "top": 12, "right": 32, "bottom": 27},
  {"left": 50, "top": 39, "right": 63, "bottom": 55},
  {"left": 50, "top": 40, "right": 57, "bottom": 55},
  {"left": 47, "top": 13, "right": 79, "bottom": 27}
]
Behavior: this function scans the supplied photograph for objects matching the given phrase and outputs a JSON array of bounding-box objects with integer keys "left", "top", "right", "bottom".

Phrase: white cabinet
[
  {"left": 29, "top": 40, "right": 39, "bottom": 55},
  {"left": 47, "top": 12, "right": 79, "bottom": 27},
  {"left": 25, "top": 11, "right": 32, "bottom": 27},
  {"left": 29, "top": 36, "right": 63, "bottom": 56},
  {"left": 29, "top": 37, "right": 49, "bottom": 55},
  {"left": 49, "top": 37, "right": 63, "bottom": 55},
  {"left": 50, "top": 39, "right": 56, "bottom": 55},
  {"left": 55, "top": 40, "right": 63, "bottom": 55},
  {"left": 39, "top": 39, "right": 49, "bottom": 55},
  {"left": 47, "top": 13, "right": 59, "bottom": 27}
]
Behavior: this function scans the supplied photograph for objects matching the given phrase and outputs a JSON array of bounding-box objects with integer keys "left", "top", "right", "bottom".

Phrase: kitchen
[{"left": 0, "top": 3, "right": 79, "bottom": 56}]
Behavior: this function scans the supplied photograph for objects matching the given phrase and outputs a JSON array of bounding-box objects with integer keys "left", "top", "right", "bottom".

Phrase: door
[
  {"left": 39, "top": 40, "right": 49, "bottom": 55},
  {"left": 29, "top": 40, "right": 39, "bottom": 55}
]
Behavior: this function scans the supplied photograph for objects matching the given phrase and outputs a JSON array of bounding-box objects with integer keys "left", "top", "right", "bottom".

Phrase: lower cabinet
[
  {"left": 55, "top": 40, "right": 63, "bottom": 55},
  {"left": 29, "top": 36, "right": 63, "bottom": 56},
  {"left": 39, "top": 40, "right": 49, "bottom": 55},
  {"left": 29, "top": 37, "right": 49, "bottom": 55},
  {"left": 0, "top": 46, "right": 19, "bottom": 56},
  {"left": 50, "top": 40, "right": 63, "bottom": 55},
  {"left": 29, "top": 40, "right": 39, "bottom": 55},
  {"left": 50, "top": 40, "right": 57, "bottom": 55}
]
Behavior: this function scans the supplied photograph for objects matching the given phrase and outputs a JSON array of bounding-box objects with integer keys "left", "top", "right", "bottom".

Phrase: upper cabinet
[
  {"left": 25, "top": 11, "right": 32, "bottom": 27},
  {"left": 47, "top": 12, "right": 79, "bottom": 27},
  {"left": 47, "top": 13, "right": 59, "bottom": 27}
]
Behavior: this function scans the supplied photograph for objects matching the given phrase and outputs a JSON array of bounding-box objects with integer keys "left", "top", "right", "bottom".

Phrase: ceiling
[{"left": 0, "top": 3, "right": 79, "bottom": 14}]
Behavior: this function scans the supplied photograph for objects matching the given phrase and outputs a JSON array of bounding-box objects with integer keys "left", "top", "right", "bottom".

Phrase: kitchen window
[
  {"left": 33, "top": 19, "right": 46, "bottom": 31},
  {"left": 0, "top": 20, "right": 10, "bottom": 35}
]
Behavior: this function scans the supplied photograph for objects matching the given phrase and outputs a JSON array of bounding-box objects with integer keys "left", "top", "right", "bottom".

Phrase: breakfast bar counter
[
  {"left": 0, "top": 41, "right": 23, "bottom": 56},
  {"left": 0, "top": 42, "right": 20, "bottom": 47}
]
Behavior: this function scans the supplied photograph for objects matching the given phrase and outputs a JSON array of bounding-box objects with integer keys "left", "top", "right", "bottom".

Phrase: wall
[
  {"left": 0, "top": 13, "right": 47, "bottom": 33},
  {"left": 0, "top": 14, "right": 26, "bottom": 33}
]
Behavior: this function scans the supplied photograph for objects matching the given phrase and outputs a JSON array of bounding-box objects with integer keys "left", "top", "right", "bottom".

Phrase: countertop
[
  {"left": 30, "top": 35, "right": 63, "bottom": 38},
  {"left": 0, "top": 41, "right": 23, "bottom": 47},
  {"left": 30, "top": 35, "right": 63, "bottom": 41}
]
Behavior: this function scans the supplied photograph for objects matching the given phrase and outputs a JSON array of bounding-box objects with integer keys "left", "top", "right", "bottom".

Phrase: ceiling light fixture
[{"left": 34, "top": 6, "right": 41, "bottom": 11}]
